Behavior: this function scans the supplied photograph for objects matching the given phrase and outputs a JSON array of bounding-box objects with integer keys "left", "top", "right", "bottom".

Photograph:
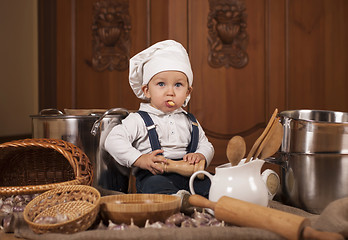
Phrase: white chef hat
[{"left": 129, "top": 40, "right": 193, "bottom": 106}]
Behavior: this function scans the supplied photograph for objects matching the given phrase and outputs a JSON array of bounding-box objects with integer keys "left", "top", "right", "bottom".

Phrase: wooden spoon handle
[
  {"left": 254, "top": 117, "right": 279, "bottom": 159},
  {"left": 302, "top": 226, "right": 344, "bottom": 240},
  {"left": 245, "top": 108, "right": 278, "bottom": 163},
  {"left": 259, "top": 121, "right": 284, "bottom": 159}
]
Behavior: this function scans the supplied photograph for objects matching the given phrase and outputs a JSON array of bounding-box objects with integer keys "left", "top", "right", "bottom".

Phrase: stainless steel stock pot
[
  {"left": 31, "top": 108, "right": 129, "bottom": 192},
  {"left": 278, "top": 109, "right": 348, "bottom": 213}
]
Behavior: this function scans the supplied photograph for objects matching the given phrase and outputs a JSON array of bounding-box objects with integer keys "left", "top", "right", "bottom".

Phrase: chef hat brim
[{"left": 129, "top": 40, "right": 193, "bottom": 105}]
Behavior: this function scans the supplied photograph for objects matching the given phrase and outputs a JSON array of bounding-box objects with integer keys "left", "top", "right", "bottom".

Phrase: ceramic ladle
[{"left": 226, "top": 136, "right": 246, "bottom": 166}]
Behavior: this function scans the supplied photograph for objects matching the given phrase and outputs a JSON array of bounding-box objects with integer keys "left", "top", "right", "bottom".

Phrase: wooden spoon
[
  {"left": 253, "top": 117, "right": 283, "bottom": 159},
  {"left": 259, "top": 121, "right": 284, "bottom": 159},
  {"left": 245, "top": 108, "right": 278, "bottom": 163},
  {"left": 226, "top": 136, "right": 246, "bottom": 166}
]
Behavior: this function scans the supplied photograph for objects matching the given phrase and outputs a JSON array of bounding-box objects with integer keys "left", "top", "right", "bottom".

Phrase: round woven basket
[
  {"left": 23, "top": 185, "right": 101, "bottom": 234},
  {"left": 0, "top": 138, "right": 93, "bottom": 196}
]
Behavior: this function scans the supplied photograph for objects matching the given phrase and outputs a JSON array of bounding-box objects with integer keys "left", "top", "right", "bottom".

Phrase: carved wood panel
[
  {"left": 207, "top": 0, "right": 249, "bottom": 68},
  {"left": 188, "top": 0, "right": 269, "bottom": 171},
  {"left": 40, "top": 0, "right": 348, "bottom": 173},
  {"left": 91, "top": 0, "right": 131, "bottom": 72}
]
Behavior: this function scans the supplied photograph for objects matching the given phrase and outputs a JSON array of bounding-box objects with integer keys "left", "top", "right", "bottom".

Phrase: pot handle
[
  {"left": 90, "top": 108, "right": 129, "bottom": 136},
  {"left": 264, "top": 154, "right": 287, "bottom": 169},
  {"left": 39, "top": 108, "right": 64, "bottom": 115},
  {"left": 281, "top": 117, "right": 292, "bottom": 152}
]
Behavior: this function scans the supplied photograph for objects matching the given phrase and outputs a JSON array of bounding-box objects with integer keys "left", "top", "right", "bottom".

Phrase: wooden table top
[{"left": 0, "top": 232, "right": 18, "bottom": 240}]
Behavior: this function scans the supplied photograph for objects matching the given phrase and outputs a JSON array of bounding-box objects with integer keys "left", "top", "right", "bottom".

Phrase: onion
[
  {"left": 129, "top": 218, "right": 139, "bottom": 229},
  {"left": 99, "top": 209, "right": 226, "bottom": 230},
  {"left": 34, "top": 216, "right": 58, "bottom": 224},
  {"left": 145, "top": 220, "right": 167, "bottom": 229},
  {"left": 13, "top": 195, "right": 25, "bottom": 204},
  {"left": 107, "top": 220, "right": 129, "bottom": 230},
  {"left": 0, "top": 204, "right": 13, "bottom": 214},
  {"left": 13, "top": 205, "right": 25, "bottom": 212},
  {"left": 165, "top": 212, "right": 186, "bottom": 226},
  {"left": 180, "top": 218, "right": 197, "bottom": 228},
  {"left": 3, "top": 197, "right": 14, "bottom": 207},
  {"left": 56, "top": 213, "right": 69, "bottom": 223},
  {"left": 208, "top": 219, "right": 225, "bottom": 227},
  {"left": 96, "top": 221, "right": 107, "bottom": 230},
  {"left": 2, "top": 214, "right": 14, "bottom": 233},
  {"left": 22, "top": 195, "right": 32, "bottom": 203},
  {"left": 192, "top": 208, "right": 213, "bottom": 220},
  {"left": 191, "top": 210, "right": 211, "bottom": 226}
]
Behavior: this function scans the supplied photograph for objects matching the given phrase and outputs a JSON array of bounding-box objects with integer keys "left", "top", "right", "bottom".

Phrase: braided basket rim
[
  {"left": 0, "top": 138, "right": 93, "bottom": 196},
  {"left": 23, "top": 184, "right": 101, "bottom": 234}
]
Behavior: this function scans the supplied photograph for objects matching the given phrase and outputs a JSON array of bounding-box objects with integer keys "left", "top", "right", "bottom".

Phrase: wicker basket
[
  {"left": 23, "top": 185, "right": 101, "bottom": 234},
  {"left": 0, "top": 138, "right": 93, "bottom": 196}
]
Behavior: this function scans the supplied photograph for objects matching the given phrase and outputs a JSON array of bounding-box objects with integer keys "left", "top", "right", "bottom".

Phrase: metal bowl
[
  {"left": 278, "top": 153, "right": 348, "bottom": 214},
  {"left": 277, "top": 110, "right": 348, "bottom": 213},
  {"left": 279, "top": 109, "right": 348, "bottom": 154},
  {"left": 100, "top": 194, "right": 181, "bottom": 227}
]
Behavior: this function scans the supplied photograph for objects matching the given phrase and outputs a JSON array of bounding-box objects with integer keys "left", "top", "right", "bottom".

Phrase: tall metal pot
[
  {"left": 31, "top": 108, "right": 129, "bottom": 192},
  {"left": 278, "top": 109, "right": 348, "bottom": 214}
]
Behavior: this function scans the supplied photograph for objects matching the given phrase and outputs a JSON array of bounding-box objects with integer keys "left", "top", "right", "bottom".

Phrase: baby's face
[{"left": 142, "top": 71, "right": 192, "bottom": 113}]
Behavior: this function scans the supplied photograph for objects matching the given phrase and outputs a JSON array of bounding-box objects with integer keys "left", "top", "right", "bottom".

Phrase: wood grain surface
[{"left": 38, "top": 0, "right": 348, "bottom": 173}]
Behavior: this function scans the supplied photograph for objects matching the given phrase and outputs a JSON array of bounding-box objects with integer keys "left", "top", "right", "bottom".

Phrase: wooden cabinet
[{"left": 39, "top": 0, "right": 348, "bottom": 172}]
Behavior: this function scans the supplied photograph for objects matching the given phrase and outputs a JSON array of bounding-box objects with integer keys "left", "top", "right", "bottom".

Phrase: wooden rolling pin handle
[
  {"left": 302, "top": 226, "right": 344, "bottom": 240},
  {"left": 194, "top": 160, "right": 205, "bottom": 180},
  {"left": 189, "top": 193, "right": 216, "bottom": 210},
  {"left": 162, "top": 159, "right": 206, "bottom": 179},
  {"left": 188, "top": 195, "right": 344, "bottom": 240}
]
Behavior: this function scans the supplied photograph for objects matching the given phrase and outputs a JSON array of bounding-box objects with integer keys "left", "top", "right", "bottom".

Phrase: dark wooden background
[{"left": 38, "top": 0, "right": 348, "bottom": 172}]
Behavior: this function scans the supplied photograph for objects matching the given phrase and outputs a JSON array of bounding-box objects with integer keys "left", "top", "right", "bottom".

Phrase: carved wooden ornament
[
  {"left": 208, "top": 0, "right": 249, "bottom": 68},
  {"left": 92, "top": 0, "right": 131, "bottom": 71}
]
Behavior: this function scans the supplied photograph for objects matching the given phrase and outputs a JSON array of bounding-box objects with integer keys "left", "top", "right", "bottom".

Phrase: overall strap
[
  {"left": 185, "top": 112, "right": 199, "bottom": 153},
  {"left": 137, "top": 111, "right": 199, "bottom": 154},
  {"left": 137, "top": 111, "right": 162, "bottom": 153}
]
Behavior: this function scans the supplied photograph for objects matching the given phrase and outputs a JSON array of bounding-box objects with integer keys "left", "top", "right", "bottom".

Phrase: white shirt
[{"left": 104, "top": 103, "right": 214, "bottom": 168}]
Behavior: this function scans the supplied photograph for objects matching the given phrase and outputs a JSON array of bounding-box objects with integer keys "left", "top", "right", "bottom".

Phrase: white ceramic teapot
[{"left": 189, "top": 159, "right": 270, "bottom": 206}]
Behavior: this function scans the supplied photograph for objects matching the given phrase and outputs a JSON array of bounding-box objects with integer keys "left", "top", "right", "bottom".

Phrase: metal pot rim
[
  {"left": 30, "top": 114, "right": 100, "bottom": 119},
  {"left": 279, "top": 109, "right": 348, "bottom": 124}
]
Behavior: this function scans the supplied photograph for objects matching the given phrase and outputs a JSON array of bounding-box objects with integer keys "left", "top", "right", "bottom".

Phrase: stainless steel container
[
  {"left": 278, "top": 109, "right": 348, "bottom": 214},
  {"left": 280, "top": 109, "right": 348, "bottom": 154},
  {"left": 31, "top": 108, "right": 129, "bottom": 192}
]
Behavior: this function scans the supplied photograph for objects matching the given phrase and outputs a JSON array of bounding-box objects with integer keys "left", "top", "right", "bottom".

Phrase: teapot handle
[
  {"left": 261, "top": 169, "right": 280, "bottom": 200},
  {"left": 189, "top": 170, "right": 213, "bottom": 195}
]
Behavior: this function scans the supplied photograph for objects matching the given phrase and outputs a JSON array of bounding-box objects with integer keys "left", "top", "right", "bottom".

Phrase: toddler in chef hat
[{"left": 105, "top": 40, "right": 214, "bottom": 199}]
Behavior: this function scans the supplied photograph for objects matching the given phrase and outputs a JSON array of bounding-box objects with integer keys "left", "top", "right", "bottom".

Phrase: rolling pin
[
  {"left": 158, "top": 159, "right": 205, "bottom": 179},
  {"left": 189, "top": 195, "right": 344, "bottom": 240}
]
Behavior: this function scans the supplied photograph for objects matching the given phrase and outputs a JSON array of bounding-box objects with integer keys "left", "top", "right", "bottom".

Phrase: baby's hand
[
  {"left": 133, "top": 149, "right": 167, "bottom": 175},
  {"left": 183, "top": 153, "right": 206, "bottom": 165}
]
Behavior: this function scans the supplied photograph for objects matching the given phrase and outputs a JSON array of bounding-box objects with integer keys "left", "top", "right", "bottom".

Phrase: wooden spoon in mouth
[{"left": 226, "top": 136, "right": 246, "bottom": 166}]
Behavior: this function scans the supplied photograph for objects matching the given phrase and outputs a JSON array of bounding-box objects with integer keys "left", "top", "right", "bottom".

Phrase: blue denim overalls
[{"left": 135, "top": 111, "right": 210, "bottom": 198}]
